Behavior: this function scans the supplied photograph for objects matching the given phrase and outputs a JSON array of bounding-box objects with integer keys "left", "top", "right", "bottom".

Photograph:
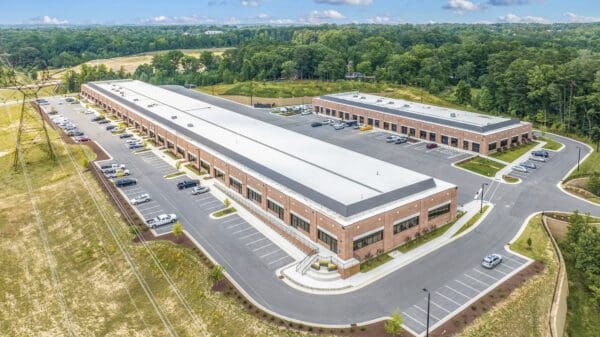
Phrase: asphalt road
[{"left": 48, "top": 93, "right": 600, "bottom": 335}]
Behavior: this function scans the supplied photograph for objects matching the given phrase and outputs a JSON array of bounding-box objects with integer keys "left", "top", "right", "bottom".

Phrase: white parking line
[
  {"left": 472, "top": 268, "right": 499, "bottom": 281},
  {"left": 435, "top": 291, "right": 462, "bottom": 306},
  {"left": 402, "top": 312, "right": 426, "bottom": 328},
  {"left": 143, "top": 210, "right": 164, "bottom": 216},
  {"left": 199, "top": 200, "right": 221, "bottom": 207},
  {"left": 221, "top": 217, "right": 240, "bottom": 224},
  {"left": 448, "top": 152, "right": 466, "bottom": 159},
  {"left": 252, "top": 243, "right": 273, "bottom": 252},
  {"left": 137, "top": 204, "right": 161, "bottom": 211},
  {"left": 245, "top": 237, "right": 268, "bottom": 246},
  {"left": 205, "top": 206, "right": 224, "bottom": 212},
  {"left": 259, "top": 249, "right": 281, "bottom": 258},
  {"left": 496, "top": 263, "right": 514, "bottom": 273},
  {"left": 460, "top": 275, "right": 488, "bottom": 289},
  {"left": 414, "top": 305, "right": 441, "bottom": 321},
  {"left": 448, "top": 282, "right": 476, "bottom": 297},
  {"left": 232, "top": 227, "right": 254, "bottom": 235},
  {"left": 430, "top": 300, "right": 451, "bottom": 314},
  {"left": 267, "top": 255, "right": 291, "bottom": 265},
  {"left": 454, "top": 280, "right": 481, "bottom": 294},
  {"left": 239, "top": 231, "right": 261, "bottom": 240},
  {"left": 226, "top": 222, "right": 245, "bottom": 229},
  {"left": 490, "top": 267, "right": 508, "bottom": 276}
]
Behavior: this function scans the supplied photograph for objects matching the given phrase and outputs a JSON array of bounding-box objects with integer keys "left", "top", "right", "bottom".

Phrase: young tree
[
  {"left": 224, "top": 198, "right": 231, "bottom": 208},
  {"left": 587, "top": 175, "right": 600, "bottom": 196},
  {"left": 209, "top": 265, "right": 225, "bottom": 285},
  {"left": 384, "top": 310, "right": 404, "bottom": 336},
  {"left": 280, "top": 60, "right": 298, "bottom": 80},
  {"left": 590, "top": 126, "right": 600, "bottom": 152},
  {"left": 455, "top": 80, "right": 472, "bottom": 105},
  {"left": 172, "top": 221, "right": 183, "bottom": 239},
  {"left": 477, "top": 86, "right": 494, "bottom": 113},
  {"left": 527, "top": 237, "right": 533, "bottom": 249}
]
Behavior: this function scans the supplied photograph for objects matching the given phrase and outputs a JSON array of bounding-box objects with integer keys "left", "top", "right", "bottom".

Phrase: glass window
[
  {"left": 391, "top": 124, "right": 397, "bottom": 132},
  {"left": 420, "top": 130, "right": 427, "bottom": 139},
  {"left": 428, "top": 204, "right": 451, "bottom": 220},
  {"left": 374, "top": 120, "right": 380, "bottom": 128},
  {"left": 338, "top": 111, "right": 343, "bottom": 118},
  {"left": 441, "top": 135, "right": 449, "bottom": 145},
  {"left": 383, "top": 122, "right": 389, "bottom": 130},
  {"left": 500, "top": 139, "right": 508, "bottom": 147},
  {"left": 291, "top": 213, "right": 310, "bottom": 233},
  {"left": 401, "top": 126, "right": 408, "bottom": 134},
  {"left": 463, "top": 141, "right": 469, "bottom": 150},
  {"left": 393, "top": 216, "right": 419, "bottom": 234},
  {"left": 177, "top": 146, "right": 185, "bottom": 155},
  {"left": 488, "top": 142, "right": 497, "bottom": 151},
  {"left": 318, "top": 229, "right": 338, "bottom": 253},
  {"left": 472, "top": 142, "right": 480, "bottom": 153},
  {"left": 247, "top": 187, "right": 262, "bottom": 204},
  {"left": 367, "top": 118, "right": 374, "bottom": 126},
  {"left": 511, "top": 136, "right": 519, "bottom": 144},
  {"left": 344, "top": 112, "right": 350, "bottom": 120},
  {"left": 214, "top": 168, "right": 225, "bottom": 181},
  {"left": 451, "top": 137, "right": 458, "bottom": 147},
  {"left": 359, "top": 116, "right": 364, "bottom": 123},
  {"left": 353, "top": 230, "right": 383, "bottom": 251},
  {"left": 200, "top": 160, "right": 211, "bottom": 172},
  {"left": 188, "top": 153, "right": 197, "bottom": 162},
  {"left": 429, "top": 132, "right": 436, "bottom": 142},
  {"left": 409, "top": 128, "right": 416, "bottom": 136},
  {"left": 229, "top": 177, "right": 242, "bottom": 194},
  {"left": 267, "top": 199, "right": 285, "bottom": 220},
  {"left": 352, "top": 114, "right": 358, "bottom": 120},
  {"left": 522, "top": 133, "right": 529, "bottom": 141}
]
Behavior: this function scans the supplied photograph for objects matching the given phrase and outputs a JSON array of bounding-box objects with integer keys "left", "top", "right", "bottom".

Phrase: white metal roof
[
  {"left": 322, "top": 92, "right": 524, "bottom": 133},
  {"left": 87, "top": 80, "right": 454, "bottom": 221}
]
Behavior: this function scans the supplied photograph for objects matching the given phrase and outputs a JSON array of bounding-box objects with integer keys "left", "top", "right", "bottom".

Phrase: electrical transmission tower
[{"left": 0, "top": 53, "right": 57, "bottom": 171}]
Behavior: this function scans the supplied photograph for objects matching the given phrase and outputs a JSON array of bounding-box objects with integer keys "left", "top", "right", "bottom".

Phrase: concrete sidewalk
[{"left": 280, "top": 200, "right": 492, "bottom": 294}]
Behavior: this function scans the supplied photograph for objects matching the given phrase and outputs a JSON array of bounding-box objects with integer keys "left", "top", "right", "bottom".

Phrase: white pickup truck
[{"left": 146, "top": 214, "right": 177, "bottom": 229}]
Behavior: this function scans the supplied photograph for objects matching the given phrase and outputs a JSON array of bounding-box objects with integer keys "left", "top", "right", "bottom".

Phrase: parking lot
[
  {"left": 400, "top": 254, "right": 529, "bottom": 333},
  {"left": 508, "top": 155, "right": 551, "bottom": 182},
  {"left": 45, "top": 97, "right": 298, "bottom": 275}
]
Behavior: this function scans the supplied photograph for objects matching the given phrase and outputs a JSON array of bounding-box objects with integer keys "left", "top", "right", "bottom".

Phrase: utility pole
[
  {"left": 422, "top": 288, "right": 430, "bottom": 337},
  {"left": 480, "top": 182, "right": 489, "bottom": 213}
]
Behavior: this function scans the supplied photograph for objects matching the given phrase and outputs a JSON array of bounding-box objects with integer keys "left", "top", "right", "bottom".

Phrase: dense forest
[{"left": 2, "top": 24, "right": 600, "bottom": 140}]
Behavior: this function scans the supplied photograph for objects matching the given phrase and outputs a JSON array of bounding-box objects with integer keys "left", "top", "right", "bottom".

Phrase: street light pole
[
  {"left": 422, "top": 288, "right": 430, "bottom": 337},
  {"left": 480, "top": 183, "right": 488, "bottom": 213}
]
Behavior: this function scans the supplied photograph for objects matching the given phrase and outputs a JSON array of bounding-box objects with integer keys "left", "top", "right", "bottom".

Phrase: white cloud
[
  {"left": 366, "top": 15, "right": 406, "bottom": 24},
  {"left": 499, "top": 13, "right": 548, "bottom": 23},
  {"left": 29, "top": 15, "right": 69, "bottom": 25},
  {"left": 139, "top": 15, "right": 216, "bottom": 25},
  {"left": 257, "top": 13, "right": 270, "bottom": 19},
  {"left": 314, "top": 0, "right": 373, "bottom": 5},
  {"left": 443, "top": 0, "right": 481, "bottom": 12},
  {"left": 241, "top": 0, "right": 259, "bottom": 7},
  {"left": 487, "top": 0, "right": 533, "bottom": 5},
  {"left": 564, "top": 12, "right": 600, "bottom": 23},
  {"left": 302, "top": 9, "right": 345, "bottom": 23}
]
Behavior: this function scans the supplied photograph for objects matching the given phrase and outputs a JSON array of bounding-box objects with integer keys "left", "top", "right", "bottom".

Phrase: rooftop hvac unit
[
  {"left": 171, "top": 115, "right": 177, "bottom": 119},
  {"left": 450, "top": 113, "right": 457, "bottom": 117},
  {"left": 187, "top": 123, "right": 193, "bottom": 127},
  {"left": 376, "top": 99, "right": 383, "bottom": 103},
  {"left": 403, "top": 104, "right": 411, "bottom": 108},
  {"left": 360, "top": 96, "right": 366, "bottom": 99},
  {"left": 388, "top": 101, "right": 394, "bottom": 104}
]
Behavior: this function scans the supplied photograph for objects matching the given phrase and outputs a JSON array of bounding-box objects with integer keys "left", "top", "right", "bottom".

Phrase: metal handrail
[{"left": 296, "top": 249, "right": 318, "bottom": 273}]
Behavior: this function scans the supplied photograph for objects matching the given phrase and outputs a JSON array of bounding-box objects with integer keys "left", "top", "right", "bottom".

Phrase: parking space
[
  {"left": 401, "top": 254, "right": 529, "bottom": 334},
  {"left": 508, "top": 156, "right": 551, "bottom": 182},
  {"left": 135, "top": 150, "right": 180, "bottom": 175}
]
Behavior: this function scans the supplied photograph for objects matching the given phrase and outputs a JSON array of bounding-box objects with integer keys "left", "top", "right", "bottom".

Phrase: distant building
[
  {"left": 313, "top": 92, "right": 533, "bottom": 155},
  {"left": 204, "top": 30, "right": 224, "bottom": 35},
  {"left": 344, "top": 72, "right": 375, "bottom": 80}
]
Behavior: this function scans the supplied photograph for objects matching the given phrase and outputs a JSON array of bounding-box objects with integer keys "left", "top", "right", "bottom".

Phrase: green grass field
[
  {"left": 488, "top": 141, "right": 539, "bottom": 163},
  {"left": 456, "top": 156, "right": 506, "bottom": 177},
  {"left": 538, "top": 136, "right": 563, "bottom": 151},
  {"left": 453, "top": 206, "right": 489, "bottom": 237},
  {"left": 0, "top": 103, "right": 329, "bottom": 336},
  {"left": 0, "top": 85, "right": 58, "bottom": 103},
  {"left": 459, "top": 215, "right": 557, "bottom": 337}
]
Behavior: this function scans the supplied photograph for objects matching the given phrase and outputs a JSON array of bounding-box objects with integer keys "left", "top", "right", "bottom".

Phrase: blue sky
[{"left": 2, "top": 0, "right": 599, "bottom": 25}]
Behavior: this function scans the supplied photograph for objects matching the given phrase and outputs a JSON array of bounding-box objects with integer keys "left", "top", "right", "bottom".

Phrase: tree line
[{"left": 16, "top": 23, "right": 597, "bottom": 139}]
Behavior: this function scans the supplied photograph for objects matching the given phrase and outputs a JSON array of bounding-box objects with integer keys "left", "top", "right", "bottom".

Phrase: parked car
[
  {"left": 74, "top": 136, "right": 90, "bottom": 143},
  {"left": 481, "top": 254, "right": 503, "bottom": 269},
  {"left": 105, "top": 124, "right": 117, "bottom": 131},
  {"left": 300, "top": 110, "right": 312, "bottom": 116},
  {"left": 100, "top": 163, "right": 125, "bottom": 170},
  {"left": 520, "top": 161, "right": 537, "bottom": 169},
  {"left": 529, "top": 156, "right": 547, "bottom": 163},
  {"left": 385, "top": 135, "right": 399, "bottom": 143},
  {"left": 333, "top": 123, "right": 345, "bottom": 130},
  {"left": 310, "top": 122, "right": 323, "bottom": 127},
  {"left": 68, "top": 130, "right": 84, "bottom": 137},
  {"left": 110, "top": 128, "right": 123, "bottom": 134},
  {"left": 395, "top": 136, "right": 408, "bottom": 144},
  {"left": 105, "top": 169, "right": 130, "bottom": 179},
  {"left": 119, "top": 133, "right": 133, "bottom": 139},
  {"left": 353, "top": 123, "right": 363, "bottom": 130},
  {"left": 426, "top": 143, "right": 438, "bottom": 149},
  {"left": 146, "top": 213, "right": 177, "bottom": 229},
  {"left": 130, "top": 193, "right": 151, "bottom": 205},
  {"left": 512, "top": 165, "right": 528, "bottom": 173},
  {"left": 359, "top": 124, "right": 373, "bottom": 131},
  {"left": 114, "top": 178, "right": 137, "bottom": 187},
  {"left": 84, "top": 110, "right": 95, "bottom": 114},
  {"left": 177, "top": 180, "right": 199, "bottom": 190},
  {"left": 98, "top": 119, "right": 110, "bottom": 124},
  {"left": 345, "top": 120, "right": 358, "bottom": 127},
  {"left": 91, "top": 116, "right": 105, "bottom": 122},
  {"left": 191, "top": 186, "right": 210, "bottom": 195},
  {"left": 128, "top": 143, "right": 144, "bottom": 150},
  {"left": 125, "top": 138, "right": 142, "bottom": 145},
  {"left": 531, "top": 150, "right": 549, "bottom": 158}
]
